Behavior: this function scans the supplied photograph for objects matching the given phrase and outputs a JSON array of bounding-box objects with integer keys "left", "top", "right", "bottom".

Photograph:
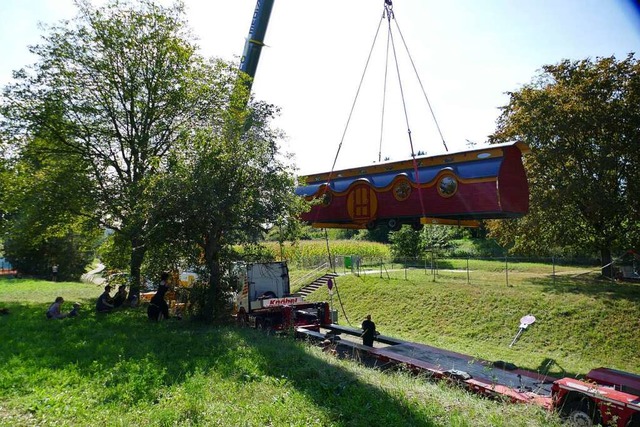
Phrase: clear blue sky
[{"left": 1, "top": 0, "right": 639, "bottom": 174}]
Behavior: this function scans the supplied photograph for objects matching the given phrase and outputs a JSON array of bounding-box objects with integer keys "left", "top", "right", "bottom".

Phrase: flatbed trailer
[
  {"left": 296, "top": 324, "right": 640, "bottom": 426},
  {"left": 299, "top": 324, "right": 553, "bottom": 408}
]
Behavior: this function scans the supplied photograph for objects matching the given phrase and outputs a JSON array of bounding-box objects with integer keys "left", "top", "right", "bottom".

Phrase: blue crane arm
[{"left": 240, "top": 0, "right": 275, "bottom": 83}]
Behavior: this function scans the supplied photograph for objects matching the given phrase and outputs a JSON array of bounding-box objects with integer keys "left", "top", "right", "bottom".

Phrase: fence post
[
  {"left": 432, "top": 251, "right": 436, "bottom": 282},
  {"left": 505, "top": 255, "right": 509, "bottom": 286},
  {"left": 467, "top": 256, "right": 470, "bottom": 284}
]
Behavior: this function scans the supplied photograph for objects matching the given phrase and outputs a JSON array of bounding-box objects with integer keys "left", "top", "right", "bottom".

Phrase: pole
[
  {"left": 467, "top": 256, "right": 470, "bottom": 284},
  {"left": 505, "top": 255, "right": 509, "bottom": 286}
]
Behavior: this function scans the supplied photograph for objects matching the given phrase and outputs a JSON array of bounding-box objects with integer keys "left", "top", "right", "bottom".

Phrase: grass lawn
[{"left": 0, "top": 277, "right": 564, "bottom": 426}]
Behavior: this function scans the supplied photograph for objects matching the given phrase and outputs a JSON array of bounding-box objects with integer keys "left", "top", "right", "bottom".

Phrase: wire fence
[{"left": 288, "top": 254, "right": 613, "bottom": 287}]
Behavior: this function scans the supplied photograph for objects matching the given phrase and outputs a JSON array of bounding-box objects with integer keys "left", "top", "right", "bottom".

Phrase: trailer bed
[
  {"left": 377, "top": 342, "right": 554, "bottom": 406},
  {"left": 300, "top": 325, "right": 554, "bottom": 408}
]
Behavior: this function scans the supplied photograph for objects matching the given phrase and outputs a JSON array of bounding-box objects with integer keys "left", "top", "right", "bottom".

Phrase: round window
[
  {"left": 393, "top": 179, "right": 412, "bottom": 201},
  {"left": 437, "top": 175, "right": 458, "bottom": 198}
]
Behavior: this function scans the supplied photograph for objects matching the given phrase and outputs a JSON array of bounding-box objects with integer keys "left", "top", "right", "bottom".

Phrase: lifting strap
[{"left": 324, "top": 1, "right": 448, "bottom": 190}]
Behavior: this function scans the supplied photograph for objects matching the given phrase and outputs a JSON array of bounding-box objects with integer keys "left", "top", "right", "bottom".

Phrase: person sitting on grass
[
  {"left": 95, "top": 285, "right": 114, "bottom": 313},
  {"left": 68, "top": 302, "right": 81, "bottom": 317},
  {"left": 112, "top": 284, "right": 128, "bottom": 308},
  {"left": 46, "top": 296, "right": 68, "bottom": 319}
]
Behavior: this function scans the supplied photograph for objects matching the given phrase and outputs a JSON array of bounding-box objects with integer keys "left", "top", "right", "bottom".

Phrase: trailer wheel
[
  {"left": 627, "top": 414, "right": 640, "bottom": 427},
  {"left": 256, "top": 318, "right": 274, "bottom": 334},
  {"left": 562, "top": 398, "right": 597, "bottom": 427},
  {"left": 387, "top": 218, "right": 401, "bottom": 231}
]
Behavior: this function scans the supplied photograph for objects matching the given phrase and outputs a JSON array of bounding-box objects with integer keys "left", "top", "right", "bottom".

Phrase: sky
[{"left": 1, "top": 0, "right": 639, "bottom": 175}]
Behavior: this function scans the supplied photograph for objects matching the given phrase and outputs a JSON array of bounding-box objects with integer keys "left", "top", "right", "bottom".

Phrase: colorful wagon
[{"left": 295, "top": 141, "right": 530, "bottom": 229}]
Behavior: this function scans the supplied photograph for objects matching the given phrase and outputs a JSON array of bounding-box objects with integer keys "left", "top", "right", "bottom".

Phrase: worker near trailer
[{"left": 361, "top": 314, "right": 378, "bottom": 346}]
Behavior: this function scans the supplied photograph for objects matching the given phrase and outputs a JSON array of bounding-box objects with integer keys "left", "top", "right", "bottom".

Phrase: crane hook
[{"left": 383, "top": 0, "right": 394, "bottom": 20}]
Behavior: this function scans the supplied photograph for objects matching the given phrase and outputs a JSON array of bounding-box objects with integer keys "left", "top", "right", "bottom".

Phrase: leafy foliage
[
  {"left": 0, "top": 133, "right": 100, "bottom": 279},
  {"left": 389, "top": 225, "right": 465, "bottom": 258},
  {"left": 488, "top": 54, "right": 640, "bottom": 271},
  {"left": 143, "top": 60, "right": 304, "bottom": 322},
  {"left": 0, "top": 0, "right": 201, "bottom": 291}
]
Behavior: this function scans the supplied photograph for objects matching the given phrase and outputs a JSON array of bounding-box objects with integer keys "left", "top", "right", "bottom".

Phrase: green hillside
[{"left": 304, "top": 262, "right": 640, "bottom": 377}]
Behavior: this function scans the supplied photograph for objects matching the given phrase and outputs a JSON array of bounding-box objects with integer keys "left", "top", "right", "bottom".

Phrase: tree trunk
[
  {"left": 202, "top": 232, "right": 225, "bottom": 323},
  {"left": 600, "top": 247, "right": 613, "bottom": 279},
  {"left": 129, "top": 237, "right": 147, "bottom": 300}
]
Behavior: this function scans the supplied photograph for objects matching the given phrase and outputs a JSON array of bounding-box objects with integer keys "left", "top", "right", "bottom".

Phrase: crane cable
[
  {"left": 392, "top": 12, "right": 449, "bottom": 152},
  {"left": 384, "top": 1, "right": 429, "bottom": 222},
  {"left": 319, "top": 0, "right": 452, "bottom": 327},
  {"left": 378, "top": 10, "right": 392, "bottom": 163},
  {"left": 320, "top": 7, "right": 386, "bottom": 196},
  {"left": 323, "top": 228, "right": 354, "bottom": 327},
  {"left": 323, "top": 0, "right": 449, "bottom": 198}
]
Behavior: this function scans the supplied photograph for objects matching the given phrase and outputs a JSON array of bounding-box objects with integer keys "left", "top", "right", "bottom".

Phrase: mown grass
[{"left": 0, "top": 278, "right": 563, "bottom": 426}]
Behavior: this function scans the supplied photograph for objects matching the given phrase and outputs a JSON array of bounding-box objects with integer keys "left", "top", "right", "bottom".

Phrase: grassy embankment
[
  {"left": 0, "top": 277, "right": 562, "bottom": 426},
  {"left": 302, "top": 258, "right": 640, "bottom": 378}
]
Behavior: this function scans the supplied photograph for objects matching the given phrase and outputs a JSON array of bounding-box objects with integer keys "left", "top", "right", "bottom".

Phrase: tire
[
  {"left": 562, "top": 399, "right": 597, "bottom": 427},
  {"left": 388, "top": 218, "right": 401, "bottom": 231},
  {"left": 627, "top": 415, "right": 640, "bottom": 427},
  {"left": 366, "top": 220, "right": 377, "bottom": 230}
]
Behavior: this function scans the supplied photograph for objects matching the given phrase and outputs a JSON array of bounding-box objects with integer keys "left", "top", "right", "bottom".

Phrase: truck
[
  {"left": 228, "top": 257, "right": 639, "bottom": 425},
  {"left": 234, "top": 261, "right": 331, "bottom": 332}
]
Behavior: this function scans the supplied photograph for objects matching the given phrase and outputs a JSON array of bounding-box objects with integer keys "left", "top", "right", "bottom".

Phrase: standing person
[
  {"left": 51, "top": 264, "right": 58, "bottom": 282},
  {"left": 96, "top": 285, "right": 114, "bottom": 313},
  {"left": 361, "top": 314, "right": 377, "bottom": 347},
  {"left": 147, "top": 272, "right": 170, "bottom": 321},
  {"left": 46, "top": 296, "right": 67, "bottom": 319}
]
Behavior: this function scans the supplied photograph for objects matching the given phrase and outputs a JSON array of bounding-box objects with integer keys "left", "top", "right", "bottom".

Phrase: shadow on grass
[
  {"left": 0, "top": 300, "right": 439, "bottom": 426},
  {"left": 524, "top": 274, "right": 640, "bottom": 303}
]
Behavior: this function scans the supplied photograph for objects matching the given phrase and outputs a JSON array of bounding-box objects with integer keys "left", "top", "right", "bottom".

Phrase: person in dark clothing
[
  {"left": 147, "top": 272, "right": 170, "bottom": 321},
  {"left": 361, "top": 314, "right": 377, "bottom": 346},
  {"left": 112, "top": 285, "right": 128, "bottom": 308},
  {"left": 96, "top": 285, "right": 114, "bottom": 313},
  {"left": 68, "top": 302, "right": 81, "bottom": 317}
]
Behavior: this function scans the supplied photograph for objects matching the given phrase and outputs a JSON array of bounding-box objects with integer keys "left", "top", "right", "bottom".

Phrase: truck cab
[{"left": 235, "top": 261, "right": 331, "bottom": 332}]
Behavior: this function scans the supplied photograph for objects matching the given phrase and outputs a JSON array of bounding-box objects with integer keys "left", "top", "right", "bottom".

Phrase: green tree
[
  {"left": 1, "top": 0, "right": 202, "bottom": 294},
  {"left": 147, "top": 68, "right": 304, "bottom": 321},
  {"left": 0, "top": 134, "right": 100, "bottom": 279},
  {"left": 489, "top": 54, "right": 640, "bottom": 274},
  {"left": 389, "top": 225, "right": 423, "bottom": 259}
]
